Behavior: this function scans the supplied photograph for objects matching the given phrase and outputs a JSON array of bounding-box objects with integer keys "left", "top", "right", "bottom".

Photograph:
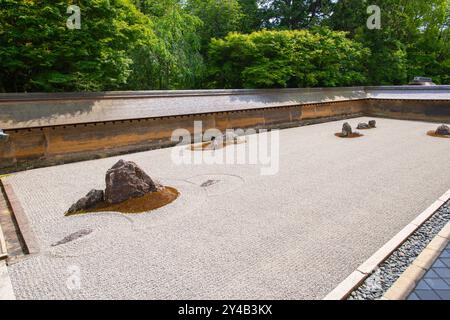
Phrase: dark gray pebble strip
[{"left": 348, "top": 200, "right": 450, "bottom": 300}]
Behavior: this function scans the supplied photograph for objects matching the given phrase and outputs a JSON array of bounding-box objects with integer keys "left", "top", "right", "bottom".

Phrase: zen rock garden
[
  {"left": 337, "top": 121, "right": 450, "bottom": 140},
  {"left": 66, "top": 159, "right": 178, "bottom": 215},
  {"left": 335, "top": 120, "right": 450, "bottom": 138},
  {"left": 3, "top": 116, "right": 450, "bottom": 300}
]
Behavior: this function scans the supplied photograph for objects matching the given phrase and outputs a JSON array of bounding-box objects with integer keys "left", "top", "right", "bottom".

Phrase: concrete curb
[
  {"left": 323, "top": 188, "right": 450, "bottom": 300},
  {"left": 0, "top": 260, "right": 15, "bottom": 300},
  {"left": 383, "top": 221, "right": 450, "bottom": 300},
  {"left": 1, "top": 179, "right": 40, "bottom": 255}
]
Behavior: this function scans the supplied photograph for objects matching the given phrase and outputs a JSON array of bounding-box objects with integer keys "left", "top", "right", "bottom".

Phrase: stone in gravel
[
  {"left": 66, "top": 189, "right": 104, "bottom": 214},
  {"left": 357, "top": 123, "right": 370, "bottom": 130},
  {"left": 51, "top": 229, "right": 93, "bottom": 246},
  {"left": 224, "top": 131, "right": 239, "bottom": 142},
  {"left": 201, "top": 180, "right": 220, "bottom": 188},
  {"left": 342, "top": 122, "right": 352, "bottom": 137},
  {"left": 436, "top": 124, "right": 450, "bottom": 136},
  {"left": 105, "top": 160, "right": 162, "bottom": 204},
  {"left": 369, "top": 120, "right": 376, "bottom": 128}
]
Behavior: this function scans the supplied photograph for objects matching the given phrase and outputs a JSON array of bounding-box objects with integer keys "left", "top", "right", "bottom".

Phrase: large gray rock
[
  {"left": 357, "top": 123, "right": 370, "bottom": 130},
  {"left": 342, "top": 123, "right": 353, "bottom": 137},
  {"left": 105, "top": 160, "right": 161, "bottom": 204},
  {"left": 369, "top": 120, "right": 377, "bottom": 128},
  {"left": 436, "top": 124, "right": 450, "bottom": 136},
  {"left": 66, "top": 189, "right": 104, "bottom": 214}
]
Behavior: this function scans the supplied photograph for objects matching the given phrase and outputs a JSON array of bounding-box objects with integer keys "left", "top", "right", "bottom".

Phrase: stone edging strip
[
  {"left": 1, "top": 179, "right": 40, "bottom": 255},
  {"left": 382, "top": 221, "right": 450, "bottom": 300},
  {"left": 324, "top": 188, "right": 450, "bottom": 300}
]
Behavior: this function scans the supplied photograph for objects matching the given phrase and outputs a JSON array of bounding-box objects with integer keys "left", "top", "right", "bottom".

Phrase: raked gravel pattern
[
  {"left": 349, "top": 200, "right": 450, "bottom": 300},
  {"left": 4, "top": 117, "right": 450, "bottom": 300}
]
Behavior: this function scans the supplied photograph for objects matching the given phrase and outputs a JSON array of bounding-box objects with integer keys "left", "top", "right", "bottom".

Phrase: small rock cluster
[
  {"left": 435, "top": 124, "right": 450, "bottom": 136},
  {"left": 66, "top": 159, "right": 162, "bottom": 215},
  {"left": 357, "top": 120, "right": 376, "bottom": 130},
  {"left": 340, "top": 120, "right": 377, "bottom": 137},
  {"left": 224, "top": 131, "right": 240, "bottom": 143},
  {"left": 348, "top": 200, "right": 450, "bottom": 300},
  {"left": 212, "top": 132, "right": 240, "bottom": 145},
  {"left": 357, "top": 123, "right": 370, "bottom": 130}
]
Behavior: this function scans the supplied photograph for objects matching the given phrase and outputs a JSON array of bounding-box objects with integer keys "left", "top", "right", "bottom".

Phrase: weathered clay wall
[
  {"left": 367, "top": 99, "right": 450, "bottom": 123},
  {"left": 0, "top": 100, "right": 365, "bottom": 172},
  {"left": 0, "top": 86, "right": 449, "bottom": 173},
  {"left": 0, "top": 87, "right": 367, "bottom": 130}
]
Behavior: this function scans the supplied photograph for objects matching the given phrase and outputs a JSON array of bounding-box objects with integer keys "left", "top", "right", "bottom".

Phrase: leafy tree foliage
[
  {"left": 131, "top": 0, "right": 204, "bottom": 89},
  {"left": 0, "top": 0, "right": 160, "bottom": 92},
  {"left": 185, "top": 0, "right": 244, "bottom": 50},
  {"left": 327, "top": 0, "right": 449, "bottom": 84},
  {"left": 238, "top": 0, "right": 262, "bottom": 32},
  {"left": 0, "top": 0, "right": 448, "bottom": 92},
  {"left": 259, "top": 0, "right": 334, "bottom": 29},
  {"left": 207, "top": 28, "right": 369, "bottom": 88}
]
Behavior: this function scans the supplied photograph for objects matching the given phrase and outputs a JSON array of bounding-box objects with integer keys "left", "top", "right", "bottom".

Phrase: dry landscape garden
[{"left": 0, "top": 0, "right": 449, "bottom": 303}]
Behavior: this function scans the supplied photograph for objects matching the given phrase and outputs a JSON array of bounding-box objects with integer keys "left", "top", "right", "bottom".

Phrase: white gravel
[{"left": 5, "top": 117, "right": 450, "bottom": 300}]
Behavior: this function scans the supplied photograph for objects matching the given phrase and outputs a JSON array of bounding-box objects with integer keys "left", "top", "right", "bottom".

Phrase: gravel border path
[{"left": 349, "top": 200, "right": 450, "bottom": 300}]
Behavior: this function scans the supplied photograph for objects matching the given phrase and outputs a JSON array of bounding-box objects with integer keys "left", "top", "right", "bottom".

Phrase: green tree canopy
[
  {"left": 238, "top": 0, "right": 261, "bottom": 33},
  {"left": 327, "top": 0, "right": 449, "bottom": 84},
  {"left": 0, "top": 0, "right": 448, "bottom": 92},
  {"left": 185, "top": 0, "right": 244, "bottom": 50},
  {"left": 131, "top": 0, "right": 204, "bottom": 89},
  {"left": 0, "top": 0, "right": 162, "bottom": 92},
  {"left": 207, "top": 28, "right": 369, "bottom": 88},
  {"left": 259, "top": 0, "right": 334, "bottom": 29}
]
